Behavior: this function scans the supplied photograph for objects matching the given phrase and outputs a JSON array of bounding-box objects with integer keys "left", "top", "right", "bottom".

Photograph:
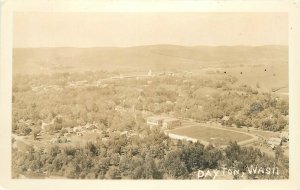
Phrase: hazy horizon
[{"left": 13, "top": 12, "right": 288, "bottom": 48}]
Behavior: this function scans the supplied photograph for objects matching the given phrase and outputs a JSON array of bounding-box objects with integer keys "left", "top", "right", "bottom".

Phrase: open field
[
  {"left": 168, "top": 125, "right": 255, "bottom": 146},
  {"left": 223, "top": 65, "right": 288, "bottom": 92}
]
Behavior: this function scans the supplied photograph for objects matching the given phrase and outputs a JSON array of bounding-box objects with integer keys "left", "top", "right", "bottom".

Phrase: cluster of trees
[
  {"left": 12, "top": 72, "right": 289, "bottom": 179},
  {"left": 12, "top": 82, "right": 138, "bottom": 136},
  {"left": 12, "top": 131, "right": 288, "bottom": 179},
  {"left": 223, "top": 141, "right": 289, "bottom": 179},
  {"left": 174, "top": 88, "right": 288, "bottom": 131},
  {"left": 12, "top": 72, "right": 288, "bottom": 139}
]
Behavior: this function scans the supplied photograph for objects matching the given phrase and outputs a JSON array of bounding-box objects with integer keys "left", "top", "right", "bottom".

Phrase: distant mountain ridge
[{"left": 13, "top": 45, "right": 288, "bottom": 74}]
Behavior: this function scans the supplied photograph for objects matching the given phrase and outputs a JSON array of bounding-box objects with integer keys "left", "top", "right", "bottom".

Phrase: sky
[{"left": 13, "top": 12, "right": 288, "bottom": 48}]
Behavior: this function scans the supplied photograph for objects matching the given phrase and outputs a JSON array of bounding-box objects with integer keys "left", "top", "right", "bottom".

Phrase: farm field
[
  {"left": 224, "top": 65, "right": 288, "bottom": 92},
  {"left": 168, "top": 125, "right": 254, "bottom": 146}
]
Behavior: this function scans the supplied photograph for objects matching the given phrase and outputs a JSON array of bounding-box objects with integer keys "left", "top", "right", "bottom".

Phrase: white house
[
  {"left": 76, "top": 132, "right": 83, "bottom": 136},
  {"left": 267, "top": 137, "right": 282, "bottom": 149},
  {"left": 64, "top": 133, "right": 71, "bottom": 138},
  {"left": 73, "top": 126, "right": 82, "bottom": 133},
  {"left": 222, "top": 116, "right": 230, "bottom": 121},
  {"left": 50, "top": 137, "right": 60, "bottom": 144},
  {"left": 280, "top": 131, "right": 289, "bottom": 141}
]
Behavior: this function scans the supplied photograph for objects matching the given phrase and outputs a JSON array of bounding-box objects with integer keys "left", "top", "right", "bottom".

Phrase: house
[
  {"left": 128, "top": 133, "right": 138, "bottom": 138},
  {"left": 102, "top": 137, "right": 108, "bottom": 142},
  {"left": 50, "top": 137, "right": 60, "bottom": 144},
  {"left": 83, "top": 123, "right": 91, "bottom": 130},
  {"left": 64, "top": 133, "right": 71, "bottom": 138},
  {"left": 162, "top": 118, "right": 181, "bottom": 129},
  {"left": 76, "top": 132, "right": 83, "bottom": 136},
  {"left": 96, "top": 80, "right": 102, "bottom": 86},
  {"left": 91, "top": 129, "right": 97, "bottom": 133},
  {"left": 231, "top": 124, "right": 237, "bottom": 128},
  {"left": 115, "top": 105, "right": 126, "bottom": 113},
  {"left": 222, "top": 116, "right": 229, "bottom": 121},
  {"left": 267, "top": 137, "right": 282, "bottom": 149},
  {"left": 83, "top": 123, "right": 97, "bottom": 131},
  {"left": 50, "top": 136, "right": 69, "bottom": 144},
  {"left": 146, "top": 116, "right": 168, "bottom": 128},
  {"left": 89, "top": 124, "right": 97, "bottom": 130},
  {"left": 41, "top": 122, "right": 52, "bottom": 131},
  {"left": 60, "top": 137, "right": 68, "bottom": 143},
  {"left": 221, "top": 116, "right": 230, "bottom": 123},
  {"left": 73, "top": 126, "right": 82, "bottom": 133},
  {"left": 121, "top": 131, "right": 128, "bottom": 136},
  {"left": 65, "top": 127, "right": 74, "bottom": 134},
  {"left": 280, "top": 131, "right": 289, "bottom": 141}
]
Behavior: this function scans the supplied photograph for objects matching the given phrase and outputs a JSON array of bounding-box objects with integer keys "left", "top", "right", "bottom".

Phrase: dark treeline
[{"left": 12, "top": 132, "right": 288, "bottom": 179}]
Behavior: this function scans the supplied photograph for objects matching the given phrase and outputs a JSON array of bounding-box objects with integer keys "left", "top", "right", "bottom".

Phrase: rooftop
[
  {"left": 222, "top": 116, "right": 230, "bottom": 121},
  {"left": 163, "top": 118, "right": 180, "bottom": 122},
  {"left": 268, "top": 137, "right": 282, "bottom": 145}
]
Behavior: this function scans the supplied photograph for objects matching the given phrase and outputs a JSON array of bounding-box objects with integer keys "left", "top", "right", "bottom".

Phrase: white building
[
  {"left": 280, "top": 131, "right": 289, "bottom": 141},
  {"left": 146, "top": 116, "right": 168, "bottom": 129},
  {"left": 267, "top": 137, "right": 282, "bottom": 149},
  {"left": 73, "top": 126, "right": 82, "bottom": 133},
  {"left": 64, "top": 133, "right": 71, "bottom": 138},
  {"left": 50, "top": 137, "right": 60, "bottom": 144},
  {"left": 162, "top": 118, "right": 181, "bottom": 130},
  {"left": 146, "top": 116, "right": 181, "bottom": 130}
]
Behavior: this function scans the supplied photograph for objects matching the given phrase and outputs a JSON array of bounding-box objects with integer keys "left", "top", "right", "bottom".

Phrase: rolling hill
[{"left": 13, "top": 45, "right": 288, "bottom": 74}]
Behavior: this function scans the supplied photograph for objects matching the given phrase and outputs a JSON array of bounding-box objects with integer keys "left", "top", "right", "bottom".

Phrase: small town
[
  {"left": 10, "top": 11, "right": 289, "bottom": 180},
  {"left": 12, "top": 67, "right": 289, "bottom": 179}
]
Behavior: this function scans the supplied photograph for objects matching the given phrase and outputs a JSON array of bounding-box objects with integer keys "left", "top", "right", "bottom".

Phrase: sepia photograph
[
  {"left": 10, "top": 11, "right": 289, "bottom": 180},
  {"left": 1, "top": 1, "right": 300, "bottom": 190}
]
